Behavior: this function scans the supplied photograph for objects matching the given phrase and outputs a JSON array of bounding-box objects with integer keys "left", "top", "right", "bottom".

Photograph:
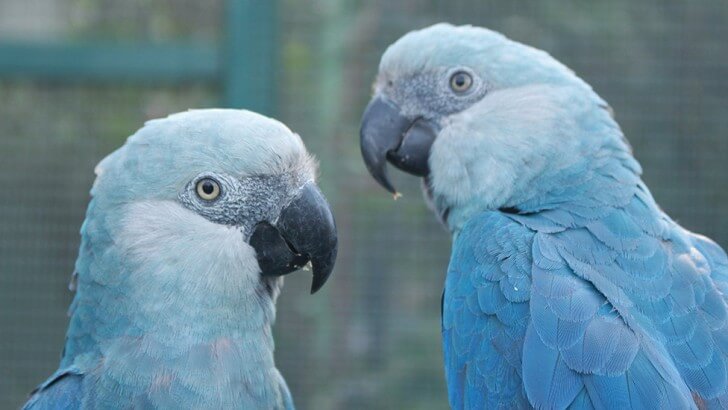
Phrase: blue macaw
[
  {"left": 360, "top": 23, "right": 728, "bottom": 409},
  {"left": 25, "top": 109, "right": 338, "bottom": 409}
]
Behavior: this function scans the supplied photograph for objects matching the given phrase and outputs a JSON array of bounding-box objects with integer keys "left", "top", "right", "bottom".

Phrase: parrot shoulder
[
  {"left": 688, "top": 231, "right": 728, "bottom": 293},
  {"left": 524, "top": 223, "right": 694, "bottom": 409},
  {"left": 23, "top": 368, "right": 83, "bottom": 409},
  {"left": 519, "top": 194, "right": 728, "bottom": 408}
]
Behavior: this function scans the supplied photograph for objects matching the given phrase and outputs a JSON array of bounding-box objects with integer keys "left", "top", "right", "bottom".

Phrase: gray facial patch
[
  {"left": 383, "top": 67, "right": 489, "bottom": 120},
  {"left": 178, "top": 171, "right": 310, "bottom": 237}
]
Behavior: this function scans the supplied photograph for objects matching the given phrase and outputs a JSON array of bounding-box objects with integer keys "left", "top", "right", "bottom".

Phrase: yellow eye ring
[
  {"left": 196, "top": 178, "right": 220, "bottom": 201},
  {"left": 450, "top": 71, "right": 473, "bottom": 93}
]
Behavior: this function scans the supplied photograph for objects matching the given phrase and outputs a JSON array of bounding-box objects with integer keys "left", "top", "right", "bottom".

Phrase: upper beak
[
  {"left": 359, "top": 95, "right": 438, "bottom": 194},
  {"left": 249, "top": 183, "right": 338, "bottom": 294}
]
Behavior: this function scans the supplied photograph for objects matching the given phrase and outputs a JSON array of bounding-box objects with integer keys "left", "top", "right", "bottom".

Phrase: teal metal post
[
  {"left": 224, "top": 0, "right": 277, "bottom": 114},
  {"left": 0, "top": 43, "right": 219, "bottom": 84}
]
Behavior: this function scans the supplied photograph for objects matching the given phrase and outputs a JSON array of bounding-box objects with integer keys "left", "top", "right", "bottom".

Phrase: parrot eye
[
  {"left": 449, "top": 71, "right": 473, "bottom": 93},
  {"left": 196, "top": 178, "right": 221, "bottom": 201}
]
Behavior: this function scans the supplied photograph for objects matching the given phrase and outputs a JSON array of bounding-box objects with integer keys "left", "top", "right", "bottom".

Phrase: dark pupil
[
  {"left": 455, "top": 75, "right": 466, "bottom": 87},
  {"left": 202, "top": 181, "right": 215, "bottom": 195}
]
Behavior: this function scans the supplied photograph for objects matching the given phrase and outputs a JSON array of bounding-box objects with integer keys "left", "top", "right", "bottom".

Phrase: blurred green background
[{"left": 1, "top": 1, "right": 727, "bottom": 409}]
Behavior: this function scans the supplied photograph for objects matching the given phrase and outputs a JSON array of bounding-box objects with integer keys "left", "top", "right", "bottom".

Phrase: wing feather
[{"left": 444, "top": 181, "right": 728, "bottom": 408}]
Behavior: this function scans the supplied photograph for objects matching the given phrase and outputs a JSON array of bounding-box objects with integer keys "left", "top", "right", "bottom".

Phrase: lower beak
[
  {"left": 359, "top": 96, "right": 438, "bottom": 194},
  {"left": 250, "top": 183, "right": 338, "bottom": 294}
]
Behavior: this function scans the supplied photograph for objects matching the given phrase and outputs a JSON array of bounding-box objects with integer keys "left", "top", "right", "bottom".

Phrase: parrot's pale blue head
[
  {"left": 68, "top": 109, "right": 337, "bottom": 362},
  {"left": 361, "top": 24, "right": 634, "bottom": 231}
]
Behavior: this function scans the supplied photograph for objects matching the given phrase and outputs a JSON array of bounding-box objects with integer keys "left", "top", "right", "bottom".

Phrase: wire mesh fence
[{"left": 1, "top": 1, "right": 727, "bottom": 409}]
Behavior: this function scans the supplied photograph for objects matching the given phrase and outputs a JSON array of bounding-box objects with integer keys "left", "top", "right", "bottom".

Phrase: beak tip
[
  {"left": 309, "top": 271, "right": 331, "bottom": 294},
  {"left": 376, "top": 176, "right": 397, "bottom": 195},
  {"left": 361, "top": 142, "right": 398, "bottom": 195},
  {"left": 309, "top": 247, "right": 336, "bottom": 294}
]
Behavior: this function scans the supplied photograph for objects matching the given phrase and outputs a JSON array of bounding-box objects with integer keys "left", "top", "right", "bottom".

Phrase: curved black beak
[
  {"left": 359, "top": 96, "right": 438, "bottom": 194},
  {"left": 250, "top": 183, "right": 338, "bottom": 294}
]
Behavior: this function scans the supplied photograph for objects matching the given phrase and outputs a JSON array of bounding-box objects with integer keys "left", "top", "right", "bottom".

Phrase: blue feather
[
  {"left": 24, "top": 370, "right": 83, "bottom": 410},
  {"left": 680, "top": 347, "right": 727, "bottom": 399},
  {"left": 477, "top": 281, "right": 508, "bottom": 315},
  {"left": 523, "top": 324, "right": 583, "bottom": 408}
]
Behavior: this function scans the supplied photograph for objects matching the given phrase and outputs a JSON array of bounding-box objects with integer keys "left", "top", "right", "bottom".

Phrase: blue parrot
[
  {"left": 24, "top": 109, "right": 338, "bottom": 409},
  {"left": 360, "top": 23, "right": 728, "bottom": 409}
]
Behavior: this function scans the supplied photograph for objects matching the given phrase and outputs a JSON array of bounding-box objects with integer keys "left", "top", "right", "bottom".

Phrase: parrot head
[
  {"left": 360, "top": 23, "right": 629, "bottom": 228},
  {"left": 91, "top": 109, "right": 337, "bottom": 306}
]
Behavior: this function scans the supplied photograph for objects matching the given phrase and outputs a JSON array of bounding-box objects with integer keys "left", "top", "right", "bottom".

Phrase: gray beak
[
  {"left": 359, "top": 96, "right": 438, "bottom": 194},
  {"left": 250, "top": 183, "right": 338, "bottom": 294}
]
